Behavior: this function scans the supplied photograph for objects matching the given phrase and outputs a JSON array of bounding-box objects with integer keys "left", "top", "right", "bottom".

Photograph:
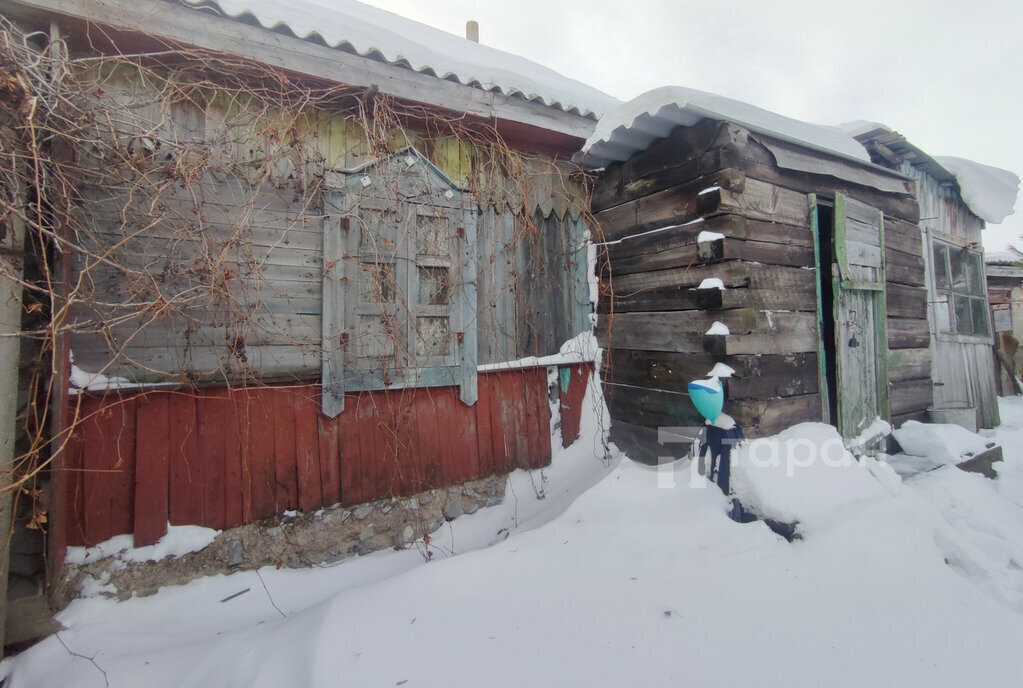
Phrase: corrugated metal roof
[
  {"left": 178, "top": 0, "right": 618, "bottom": 119},
  {"left": 575, "top": 86, "right": 873, "bottom": 170}
]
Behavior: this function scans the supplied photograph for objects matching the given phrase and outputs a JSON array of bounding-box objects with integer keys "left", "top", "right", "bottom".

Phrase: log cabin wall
[{"left": 594, "top": 119, "right": 930, "bottom": 461}]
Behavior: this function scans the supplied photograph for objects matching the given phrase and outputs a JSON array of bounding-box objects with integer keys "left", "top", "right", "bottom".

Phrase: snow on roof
[
  {"left": 985, "top": 249, "right": 1023, "bottom": 265},
  {"left": 180, "top": 0, "right": 618, "bottom": 119},
  {"left": 576, "top": 85, "right": 871, "bottom": 170},
  {"left": 933, "top": 156, "right": 1019, "bottom": 225},
  {"left": 840, "top": 121, "right": 1019, "bottom": 224}
]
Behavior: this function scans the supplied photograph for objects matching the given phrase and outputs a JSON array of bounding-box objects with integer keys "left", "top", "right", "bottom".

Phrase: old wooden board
[
  {"left": 887, "top": 318, "right": 930, "bottom": 349},
  {"left": 593, "top": 169, "right": 745, "bottom": 241},
  {"left": 592, "top": 119, "right": 740, "bottom": 211},
  {"left": 607, "top": 236, "right": 814, "bottom": 277},
  {"left": 701, "top": 178, "right": 810, "bottom": 228},
  {"left": 603, "top": 350, "right": 818, "bottom": 400},
  {"left": 608, "top": 261, "right": 816, "bottom": 295},
  {"left": 133, "top": 394, "right": 170, "bottom": 546},
  {"left": 890, "top": 378, "right": 933, "bottom": 417},
  {"left": 888, "top": 347, "right": 932, "bottom": 382}
]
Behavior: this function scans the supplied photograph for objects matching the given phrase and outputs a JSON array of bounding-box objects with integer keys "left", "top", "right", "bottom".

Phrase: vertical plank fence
[{"left": 58, "top": 365, "right": 590, "bottom": 548}]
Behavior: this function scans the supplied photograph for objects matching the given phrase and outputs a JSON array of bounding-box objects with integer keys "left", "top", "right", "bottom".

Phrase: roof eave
[{"left": 6, "top": 0, "right": 598, "bottom": 146}]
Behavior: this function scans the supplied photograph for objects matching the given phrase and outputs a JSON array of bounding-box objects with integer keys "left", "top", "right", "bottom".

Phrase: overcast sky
[{"left": 354, "top": 0, "right": 1023, "bottom": 251}]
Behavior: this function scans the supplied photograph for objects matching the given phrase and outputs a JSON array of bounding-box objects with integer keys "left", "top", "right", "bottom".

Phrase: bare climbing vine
[{"left": 0, "top": 14, "right": 612, "bottom": 576}]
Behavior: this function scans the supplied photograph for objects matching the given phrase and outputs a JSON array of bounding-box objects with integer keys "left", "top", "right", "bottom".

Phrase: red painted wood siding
[
  {"left": 559, "top": 365, "right": 591, "bottom": 448},
  {"left": 57, "top": 366, "right": 589, "bottom": 548}
]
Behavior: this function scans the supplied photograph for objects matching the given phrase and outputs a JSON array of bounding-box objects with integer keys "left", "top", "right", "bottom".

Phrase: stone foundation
[{"left": 55, "top": 475, "right": 507, "bottom": 606}]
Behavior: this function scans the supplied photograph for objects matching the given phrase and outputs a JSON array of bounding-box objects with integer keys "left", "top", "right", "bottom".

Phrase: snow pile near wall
[
  {"left": 64, "top": 526, "right": 220, "bottom": 566},
  {"left": 477, "top": 330, "right": 599, "bottom": 371},
  {"left": 183, "top": 0, "right": 618, "bottom": 118},
  {"left": 893, "top": 420, "right": 995, "bottom": 464},
  {"left": 579, "top": 85, "right": 870, "bottom": 169},
  {"left": 730, "top": 423, "right": 894, "bottom": 530},
  {"left": 8, "top": 398, "right": 1023, "bottom": 687},
  {"left": 934, "top": 155, "right": 1020, "bottom": 224}
]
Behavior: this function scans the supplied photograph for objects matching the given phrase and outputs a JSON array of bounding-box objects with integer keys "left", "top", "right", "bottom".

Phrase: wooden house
[
  {"left": 579, "top": 88, "right": 932, "bottom": 463},
  {"left": 986, "top": 251, "right": 1023, "bottom": 396},
  {"left": 847, "top": 124, "right": 1019, "bottom": 431},
  {"left": 2, "top": 0, "right": 613, "bottom": 572}
]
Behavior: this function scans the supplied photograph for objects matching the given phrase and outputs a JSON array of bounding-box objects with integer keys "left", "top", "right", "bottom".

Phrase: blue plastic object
[{"left": 688, "top": 379, "right": 723, "bottom": 422}]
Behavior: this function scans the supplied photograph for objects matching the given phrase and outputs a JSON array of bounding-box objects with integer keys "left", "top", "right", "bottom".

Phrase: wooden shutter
[{"left": 320, "top": 150, "right": 477, "bottom": 417}]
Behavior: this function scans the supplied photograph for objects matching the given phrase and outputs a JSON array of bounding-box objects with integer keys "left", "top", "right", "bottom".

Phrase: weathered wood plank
[
  {"left": 888, "top": 347, "right": 932, "bottom": 382},
  {"left": 729, "top": 394, "right": 823, "bottom": 438},
  {"left": 599, "top": 310, "right": 818, "bottom": 355},
  {"left": 704, "top": 177, "right": 810, "bottom": 227},
  {"left": 607, "top": 214, "right": 812, "bottom": 265},
  {"left": 594, "top": 169, "right": 745, "bottom": 240},
  {"left": 885, "top": 262, "right": 926, "bottom": 287},
  {"left": 733, "top": 137, "right": 920, "bottom": 223},
  {"left": 607, "top": 385, "right": 821, "bottom": 437},
  {"left": 883, "top": 217, "right": 923, "bottom": 256},
  {"left": 321, "top": 201, "right": 345, "bottom": 417},
  {"left": 168, "top": 393, "right": 202, "bottom": 526},
  {"left": 80, "top": 396, "right": 136, "bottom": 543},
  {"left": 888, "top": 317, "right": 930, "bottom": 349},
  {"left": 886, "top": 283, "right": 927, "bottom": 319},
  {"left": 603, "top": 350, "right": 818, "bottom": 400},
  {"left": 607, "top": 235, "right": 813, "bottom": 276},
  {"left": 890, "top": 378, "right": 933, "bottom": 416},
  {"left": 294, "top": 389, "right": 323, "bottom": 512},
  {"left": 221, "top": 392, "right": 245, "bottom": 530},
  {"left": 317, "top": 410, "right": 342, "bottom": 507},
  {"left": 598, "top": 284, "right": 722, "bottom": 314},
  {"left": 608, "top": 261, "right": 816, "bottom": 294},
  {"left": 474, "top": 374, "right": 496, "bottom": 476},
  {"left": 242, "top": 389, "right": 277, "bottom": 520},
  {"left": 271, "top": 388, "right": 299, "bottom": 512},
  {"left": 592, "top": 119, "right": 739, "bottom": 211},
  {"left": 133, "top": 394, "right": 169, "bottom": 547},
  {"left": 705, "top": 329, "right": 819, "bottom": 356},
  {"left": 198, "top": 389, "right": 229, "bottom": 530}
]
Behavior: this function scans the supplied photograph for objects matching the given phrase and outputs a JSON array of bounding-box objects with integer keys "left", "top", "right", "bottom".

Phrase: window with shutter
[{"left": 320, "top": 148, "right": 478, "bottom": 417}]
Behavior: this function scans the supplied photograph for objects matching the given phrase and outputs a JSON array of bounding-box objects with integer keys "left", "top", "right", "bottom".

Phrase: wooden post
[{"left": 0, "top": 140, "right": 27, "bottom": 657}]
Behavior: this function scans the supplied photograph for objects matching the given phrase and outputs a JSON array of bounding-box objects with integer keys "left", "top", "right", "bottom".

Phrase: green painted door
[{"left": 813, "top": 193, "right": 890, "bottom": 447}]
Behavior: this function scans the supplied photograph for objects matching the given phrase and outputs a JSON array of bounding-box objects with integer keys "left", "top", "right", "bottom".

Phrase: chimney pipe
[{"left": 466, "top": 20, "right": 479, "bottom": 43}]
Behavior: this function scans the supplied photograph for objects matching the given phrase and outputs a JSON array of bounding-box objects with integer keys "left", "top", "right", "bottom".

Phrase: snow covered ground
[{"left": 5, "top": 382, "right": 1023, "bottom": 687}]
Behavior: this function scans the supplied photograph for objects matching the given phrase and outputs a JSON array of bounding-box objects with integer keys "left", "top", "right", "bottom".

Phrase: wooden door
[{"left": 832, "top": 194, "right": 889, "bottom": 444}]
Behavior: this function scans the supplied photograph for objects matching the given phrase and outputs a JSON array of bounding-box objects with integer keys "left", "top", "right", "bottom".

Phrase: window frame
[
  {"left": 320, "top": 149, "right": 478, "bottom": 417},
  {"left": 930, "top": 238, "right": 991, "bottom": 340}
]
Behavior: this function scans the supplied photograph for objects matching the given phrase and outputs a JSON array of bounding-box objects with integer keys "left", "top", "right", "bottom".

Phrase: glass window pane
[
  {"left": 358, "top": 262, "right": 396, "bottom": 303},
  {"left": 967, "top": 251, "right": 985, "bottom": 295},
  {"left": 949, "top": 249, "right": 967, "bottom": 292},
  {"left": 418, "top": 266, "right": 450, "bottom": 305},
  {"left": 414, "top": 317, "right": 451, "bottom": 358},
  {"left": 953, "top": 294, "right": 973, "bottom": 334},
  {"left": 933, "top": 244, "right": 951, "bottom": 290},
  {"left": 970, "top": 297, "right": 990, "bottom": 336}
]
